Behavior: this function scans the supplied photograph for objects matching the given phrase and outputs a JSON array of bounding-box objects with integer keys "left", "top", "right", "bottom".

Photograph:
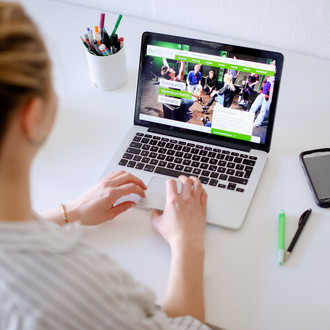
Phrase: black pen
[{"left": 284, "top": 208, "right": 312, "bottom": 262}]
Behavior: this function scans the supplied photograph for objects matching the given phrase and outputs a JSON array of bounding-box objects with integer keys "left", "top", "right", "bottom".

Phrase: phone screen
[{"left": 303, "top": 151, "right": 330, "bottom": 200}]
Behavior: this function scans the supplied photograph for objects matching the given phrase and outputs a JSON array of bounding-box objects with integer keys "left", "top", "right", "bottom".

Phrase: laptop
[{"left": 102, "top": 31, "right": 284, "bottom": 229}]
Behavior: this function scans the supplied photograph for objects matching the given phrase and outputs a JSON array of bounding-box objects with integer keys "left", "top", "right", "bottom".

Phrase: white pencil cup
[{"left": 86, "top": 46, "right": 128, "bottom": 90}]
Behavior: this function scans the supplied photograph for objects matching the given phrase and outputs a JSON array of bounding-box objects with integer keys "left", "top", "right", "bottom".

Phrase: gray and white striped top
[{"left": 0, "top": 216, "right": 210, "bottom": 330}]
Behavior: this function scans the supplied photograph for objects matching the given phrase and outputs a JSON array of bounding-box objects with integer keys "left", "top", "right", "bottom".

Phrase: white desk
[{"left": 22, "top": 0, "right": 330, "bottom": 329}]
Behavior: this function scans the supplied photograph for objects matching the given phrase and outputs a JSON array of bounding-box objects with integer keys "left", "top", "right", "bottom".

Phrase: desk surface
[{"left": 22, "top": 0, "right": 330, "bottom": 329}]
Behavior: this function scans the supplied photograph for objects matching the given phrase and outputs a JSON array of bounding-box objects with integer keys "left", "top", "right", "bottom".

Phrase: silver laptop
[{"left": 102, "top": 32, "right": 284, "bottom": 229}]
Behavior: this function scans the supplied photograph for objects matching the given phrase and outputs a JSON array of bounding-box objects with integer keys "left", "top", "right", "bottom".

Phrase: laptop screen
[{"left": 134, "top": 32, "right": 284, "bottom": 151}]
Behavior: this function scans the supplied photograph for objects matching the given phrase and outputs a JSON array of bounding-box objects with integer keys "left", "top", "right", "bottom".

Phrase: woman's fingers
[{"left": 103, "top": 171, "right": 147, "bottom": 190}]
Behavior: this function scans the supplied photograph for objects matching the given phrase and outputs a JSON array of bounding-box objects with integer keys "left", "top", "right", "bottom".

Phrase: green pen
[
  {"left": 278, "top": 210, "right": 285, "bottom": 265},
  {"left": 110, "top": 14, "right": 122, "bottom": 37}
]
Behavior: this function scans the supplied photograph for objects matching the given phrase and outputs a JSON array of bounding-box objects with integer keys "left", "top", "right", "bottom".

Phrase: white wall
[{"left": 57, "top": 0, "right": 330, "bottom": 60}]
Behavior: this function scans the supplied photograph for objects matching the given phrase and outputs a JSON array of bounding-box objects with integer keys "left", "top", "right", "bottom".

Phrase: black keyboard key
[
  {"left": 155, "top": 167, "right": 183, "bottom": 178},
  {"left": 133, "top": 155, "right": 142, "bottom": 161},
  {"left": 161, "top": 137, "right": 169, "bottom": 141},
  {"left": 227, "top": 183, "right": 236, "bottom": 190},
  {"left": 200, "top": 163, "right": 208, "bottom": 169},
  {"left": 149, "top": 139, "right": 157, "bottom": 145},
  {"left": 159, "top": 161, "right": 167, "bottom": 167},
  {"left": 236, "top": 164, "right": 244, "bottom": 170},
  {"left": 149, "top": 152, "right": 157, "bottom": 158},
  {"left": 145, "top": 134, "right": 152, "bottom": 138},
  {"left": 199, "top": 150, "right": 208, "bottom": 156},
  {"left": 209, "top": 165, "right": 217, "bottom": 171},
  {"left": 142, "top": 145, "right": 150, "bottom": 150},
  {"left": 218, "top": 183, "right": 226, "bottom": 188},
  {"left": 192, "top": 161, "right": 199, "bottom": 167},
  {"left": 175, "top": 151, "right": 184, "bottom": 157},
  {"left": 135, "top": 162, "right": 144, "bottom": 170},
  {"left": 193, "top": 168, "right": 201, "bottom": 175},
  {"left": 201, "top": 157, "right": 209, "bottom": 163},
  {"left": 183, "top": 159, "right": 191, "bottom": 165},
  {"left": 204, "top": 146, "right": 212, "bottom": 151},
  {"left": 182, "top": 146, "right": 191, "bottom": 153},
  {"left": 174, "top": 158, "right": 183, "bottom": 164},
  {"left": 119, "top": 159, "right": 128, "bottom": 166},
  {"left": 166, "top": 143, "right": 175, "bottom": 149},
  {"left": 240, "top": 154, "right": 248, "bottom": 158},
  {"left": 227, "top": 162, "right": 235, "bottom": 169},
  {"left": 243, "top": 159, "right": 256, "bottom": 166},
  {"left": 141, "top": 150, "right": 149, "bottom": 156},
  {"left": 150, "top": 159, "right": 158, "bottom": 165},
  {"left": 225, "top": 155, "right": 234, "bottom": 161},
  {"left": 178, "top": 141, "right": 186, "bottom": 145},
  {"left": 130, "top": 141, "right": 142, "bottom": 148},
  {"left": 245, "top": 166, "right": 253, "bottom": 172},
  {"left": 192, "top": 155, "right": 201, "bottom": 161},
  {"left": 187, "top": 143, "right": 195, "bottom": 147},
  {"left": 126, "top": 147, "right": 140, "bottom": 155},
  {"left": 174, "top": 144, "right": 183, "bottom": 151},
  {"left": 167, "top": 149, "right": 175, "bottom": 155},
  {"left": 244, "top": 172, "right": 251, "bottom": 179},
  {"left": 152, "top": 135, "right": 160, "bottom": 140},
  {"left": 184, "top": 166, "right": 193, "bottom": 173},
  {"left": 208, "top": 152, "right": 216, "bottom": 158},
  {"left": 235, "top": 171, "right": 244, "bottom": 177},
  {"left": 167, "top": 163, "right": 175, "bottom": 169},
  {"left": 123, "top": 153, "right": 134, "bottom": 160},
  {"left": 218, "top": 160, "right": 226, "bottom": 167},
  {"left": 184, "top": 153, "right": 192, "bottom": 159},
  {"left": 226, "top": 169, "right": 235, "bottom": 175},
  {"left": 209, "top": 179, "right": 218, "bottom": 186},
  {"left": 127, "top": 161, "right": 136, "bottom": 168},
  {"left": 176, "top": 164, "right": 184, "bottom": 171},
  {"left": 142, "top": 157, "right": 150, "bottom": 163},
  {"left": 222, "top": 150, "right": 230, "bottom": 154},
  {"left": 150, "top": 146, "right": 158, "bottom": 152},
  {"left": 210, "top": 159, "right": 218, "bottom": 165},
  {"left": 219, "top": 174, "right": 228, "bottom": 181},
  {"left": 217, "top": 153, "right": 225, "bottom": 160},
  {"left": 234, "top": 157, "right": 242, "bottom": 163},
  {"left": 202, "top": 170, "right": 210, "bottom": 177},
  {"left": 136, "top": 132, "right": 144, "bottom": 137},
  {"left": 231, "top": 152, "right": 239, "bottom": 156},
  {"left": 249, "top": 156, "right": 258, "bottom": 160},
  {"left": 157, "top": 154, "right": 166, "bottom": 160},
  {"left": 141, "top": 138, "right": 150, "bottom": 144},
  {"left": 159, "top": 148, "right": 167, "bottom": 154},
  {"left": 236, "top": 188, "right": 245, "bottom": 192},
  {"left": 191, "top": 148, "right": 199, "bottom": 154},
  {"left": 228, "top": 176, "right": 248, "bottom": 185},
  {"left": 165, "top": 156, "right": 174, "bottom": 162},
  {"left": 158, "top": 141, "right": 166, "bottom": 147},
  {"left": 133, "top": 136, "right": 141, "bottom": 142},
  {"left": 199, "top": 176, "right": 209, "bottom": 184},
  {"left": 144, "top": 164, "right": 155, "bottom": 172},
  {"left": 210, "top": 172, "right": 219, "bottom": 179}
]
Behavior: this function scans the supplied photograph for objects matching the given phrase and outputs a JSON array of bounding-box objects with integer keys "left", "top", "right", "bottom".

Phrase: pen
[
  {"left": 110, "top": 14, "right": 122, "bottom": 37},
  {"left": 99, "top": 13, "right": 105, "bottom": 43},
  {"left": 284, "top": 208, "right": 312, "bottom": 262},
  {"left": 278, "top": 210, "right": 285, "bottom": 265}
]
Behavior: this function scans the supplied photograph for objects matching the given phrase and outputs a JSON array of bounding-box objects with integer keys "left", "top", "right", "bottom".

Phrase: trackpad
[{"left": 138, "top": 176, "right": 181, "bottom": 211}]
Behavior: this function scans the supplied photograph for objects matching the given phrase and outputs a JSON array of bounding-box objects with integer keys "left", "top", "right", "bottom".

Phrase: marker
[
  {"left": 110, "top": 14, "right": 122, "bottom": 37},
  {"left": 80, "top": 36, "right": 94, "bottom": 55},
  {"left": 99, "top": 44, "right": 110, "bottom": 56},
  {"left": 99, "top": 13, "right": 105, "bottom": 43},
  {"left": 95, "top": 26, "right": 101, "bottom": 45},
  {"left": 87, "top": 27, "right": 94, "bottom": 44},
  {"left": 278, "top": 210, "right": 285, "bottom": 265},
  {"left": 284, "top": 208, "right": 312, "bottom": 262},
  {"left": 119, "top": 37, "right": 124, "bottom": 49},
  {"left": 84, "top": 33, "right": 92, "bottom": 49}
]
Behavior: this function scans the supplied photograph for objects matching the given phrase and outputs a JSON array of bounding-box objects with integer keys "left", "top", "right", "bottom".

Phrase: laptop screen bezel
[{"left": 134, "top": 31, "right": 284, "bottom": 153}]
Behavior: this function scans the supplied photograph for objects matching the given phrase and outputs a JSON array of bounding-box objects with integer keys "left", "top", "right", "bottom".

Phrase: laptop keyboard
[{"left": 118, "top": 132, "right": 257, "bottom": 193}]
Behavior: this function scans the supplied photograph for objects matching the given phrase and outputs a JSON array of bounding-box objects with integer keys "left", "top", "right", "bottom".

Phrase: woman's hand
[
  {"left": 151, "top": 175, "right": 207, "bottom": 251},
  {"left": 44, "top": 171, "right": 147, "bottom": 226}
]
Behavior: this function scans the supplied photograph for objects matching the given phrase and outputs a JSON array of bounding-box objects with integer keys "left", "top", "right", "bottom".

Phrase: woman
[
  {"left": 0, "top": 2, "right": 209, "bottom": 329},
  {"left": 201, "top": 73, "right": 236, "bottom": 111}
]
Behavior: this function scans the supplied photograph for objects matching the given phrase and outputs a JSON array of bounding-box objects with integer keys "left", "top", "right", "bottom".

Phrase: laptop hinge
[{"left": 148, "top": 127, "right": 251, "bottom": 152}]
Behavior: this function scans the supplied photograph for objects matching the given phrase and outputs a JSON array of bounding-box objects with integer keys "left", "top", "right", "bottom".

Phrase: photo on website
[{"left": 139, "top": 40, "right": 276, "bottom": 144}]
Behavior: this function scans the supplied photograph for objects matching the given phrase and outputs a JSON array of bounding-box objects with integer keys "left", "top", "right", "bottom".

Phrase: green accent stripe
[
  {"left": 159, "top": 87, "right": 192, "bottom": 99},
  {"left": 210, "top": 128, "right": 252, "bottom": 141}
]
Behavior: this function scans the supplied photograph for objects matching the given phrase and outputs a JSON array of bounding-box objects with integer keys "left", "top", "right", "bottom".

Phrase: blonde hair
[
  {"left": 0, "top": 2, "right": 51, "bottom": 146},
  {"left": 224, "top": 73, "right": 235, "bottom": 91}
]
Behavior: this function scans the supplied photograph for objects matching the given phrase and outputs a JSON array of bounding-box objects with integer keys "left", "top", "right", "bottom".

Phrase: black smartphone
[{"left": 300, "top": 148, "right": 330, "bottom": 208}]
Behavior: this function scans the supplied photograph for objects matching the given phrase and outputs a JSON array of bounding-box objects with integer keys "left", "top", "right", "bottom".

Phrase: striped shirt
[{"left": 0, "top": 216, "right": 210, "bottom": 330}]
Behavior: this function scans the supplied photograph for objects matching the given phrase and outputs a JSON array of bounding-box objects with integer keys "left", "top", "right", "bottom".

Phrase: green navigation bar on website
[{"left": 147, "top": 44, "right": 275, "bottom": 76}]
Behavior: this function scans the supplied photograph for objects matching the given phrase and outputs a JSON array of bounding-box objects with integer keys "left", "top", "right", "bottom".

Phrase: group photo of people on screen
[{"left": 140, "top": 41, "right": 276, "bottom": 144}]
